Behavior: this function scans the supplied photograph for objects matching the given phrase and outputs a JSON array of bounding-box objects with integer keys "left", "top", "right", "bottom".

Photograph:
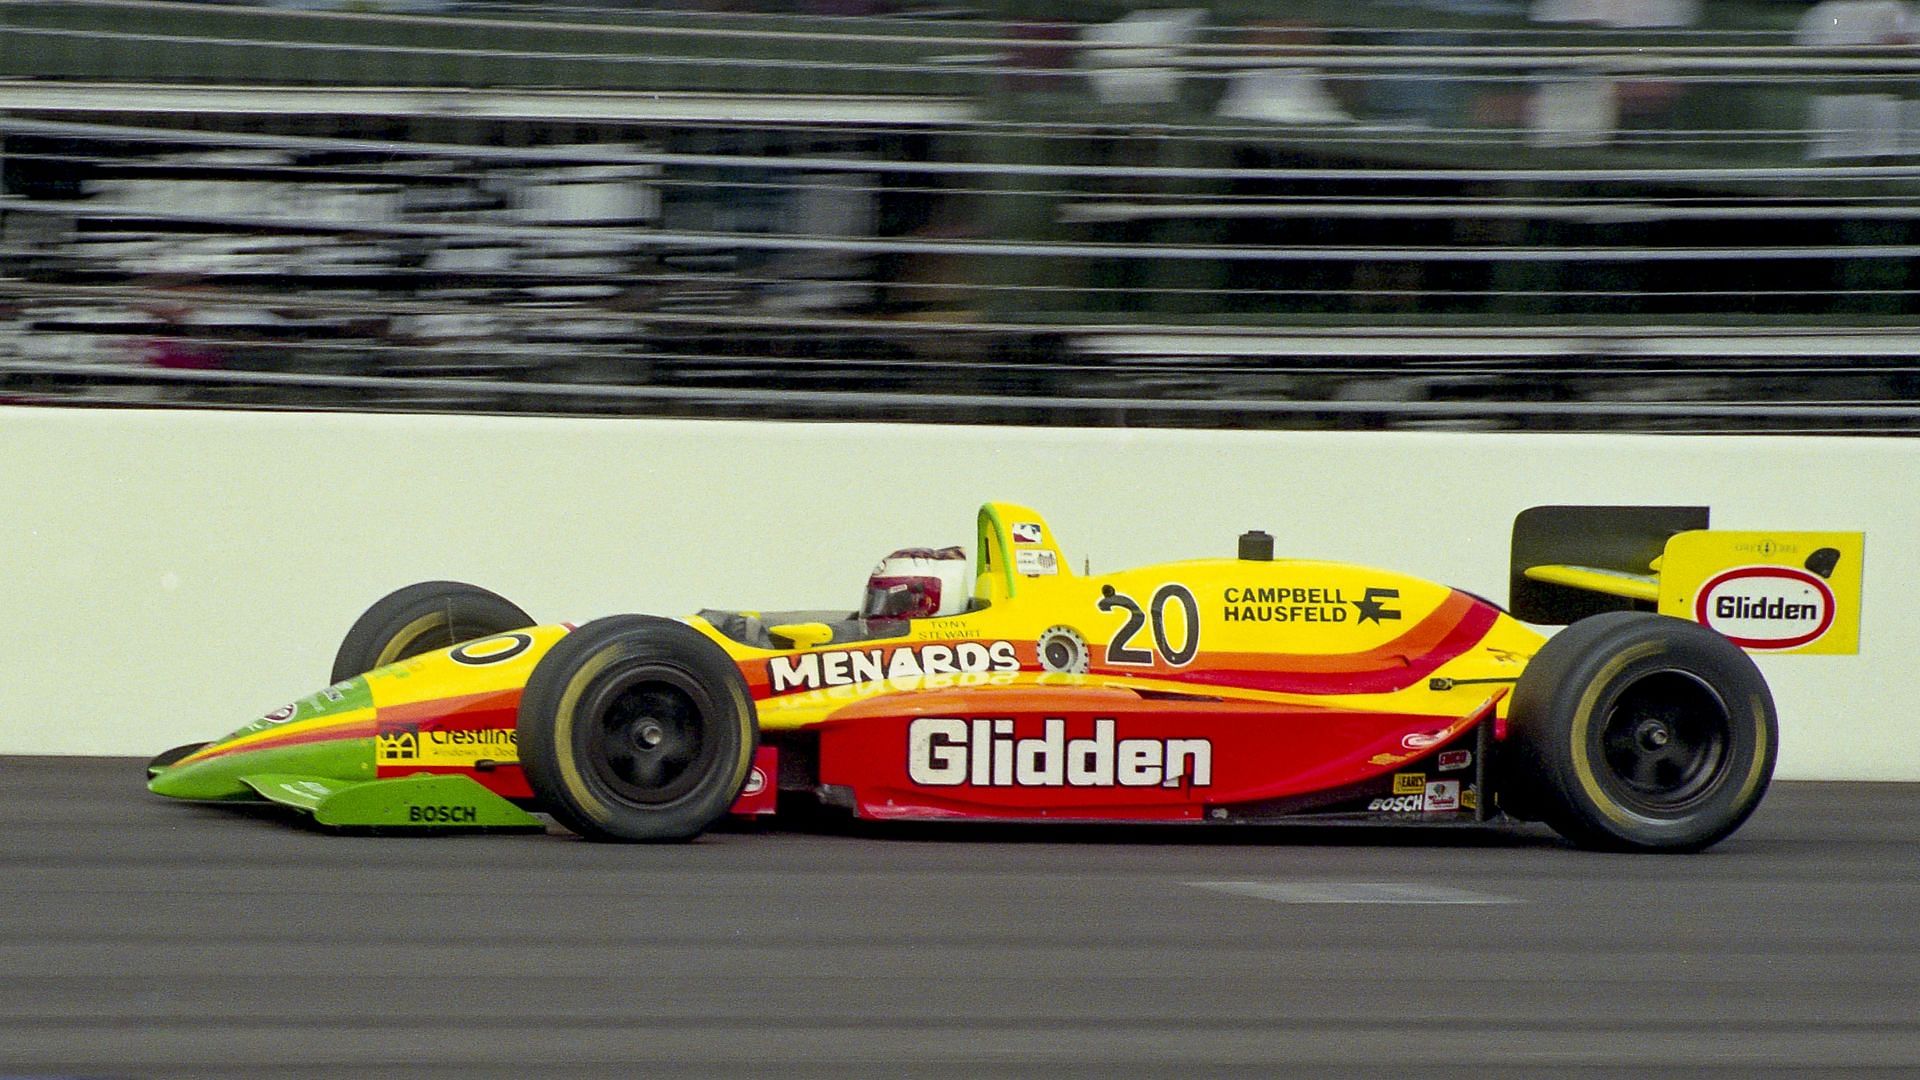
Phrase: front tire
[
  {"left": 1506, "top": 612, "right": 1777, "bottom": 853},
  {"left": 330, "top": 581, "right": 534, "bottom": 684},
  {"left": 517, "top": 615, "right": 757, "bottom": 842},
  {"left": 146, "top": 742, "right": 209, "bottom": 779}
]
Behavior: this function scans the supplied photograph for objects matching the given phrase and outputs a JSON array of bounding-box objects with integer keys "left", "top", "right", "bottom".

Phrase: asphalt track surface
[{"left": 4, "top": 759, "right": 1918, "bottom": 1080}]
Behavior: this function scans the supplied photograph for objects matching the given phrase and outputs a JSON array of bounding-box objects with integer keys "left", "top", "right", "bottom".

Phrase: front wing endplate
[{"left": 239, "top": 772, "right": 544, "bottom": 830}]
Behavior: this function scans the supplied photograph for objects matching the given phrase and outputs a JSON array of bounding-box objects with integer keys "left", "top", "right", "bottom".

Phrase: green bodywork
[
  {"left": 149, "top": 735, "right": 374, "bottom": 801},
  {"left": 147, "top": 669, "right": 544, "bottom": 832},
  {"left": 241, "top": 773, "right": 543, "bottom": 830}
]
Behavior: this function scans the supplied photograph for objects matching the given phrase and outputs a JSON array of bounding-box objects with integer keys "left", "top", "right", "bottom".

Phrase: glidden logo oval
[{"left": 1695, "top": 565, "right": 1835, "bottom": 650}]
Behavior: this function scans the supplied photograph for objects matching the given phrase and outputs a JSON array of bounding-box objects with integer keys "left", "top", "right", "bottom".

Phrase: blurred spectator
[
  {"left": 1533, "top": 0, "right": 1701, "bottom": 28},
  {"left": 1080, "top": 10, "right": 1207, "bottom": 107},
  {"left": 134, "top": 280, "right": 224, "bottom": 373},
  {"left": 1795, "top": 1, "right": 1916, "bottom": 45},
  {"left": 1800, "top": 2, "right": 1920, "bottom": 159}
]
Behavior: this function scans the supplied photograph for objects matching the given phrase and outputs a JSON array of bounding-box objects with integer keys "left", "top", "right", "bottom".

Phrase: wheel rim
[
  {"left": 1597, "top": 669, "right": 1731, "bottom": 811},
  {"left": 577, "top": 661, "right": 716, "bottom": 806},
  {"left": 389, "top": 618, "right": 491, "bottom": 667}
]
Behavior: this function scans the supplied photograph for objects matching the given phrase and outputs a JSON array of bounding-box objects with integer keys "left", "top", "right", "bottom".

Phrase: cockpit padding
[{"left": 696, "top": 609, "right": 911, "bottom": 651}]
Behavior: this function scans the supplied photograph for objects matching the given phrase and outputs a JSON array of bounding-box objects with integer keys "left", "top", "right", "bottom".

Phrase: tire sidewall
[
  {"left": 519, "top": 615, "right": 757, "bottom": 842},
  {"left": 1510, "top": 612, "right": 1777, "bottom": 852},
  {"left": 331, "top": 580, "right": 534, "bottom": 684}
]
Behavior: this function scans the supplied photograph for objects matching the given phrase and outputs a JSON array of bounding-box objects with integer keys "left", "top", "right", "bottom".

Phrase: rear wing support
[{"left": 1510, "top": 505, "right": 1707, "bottom": 625}]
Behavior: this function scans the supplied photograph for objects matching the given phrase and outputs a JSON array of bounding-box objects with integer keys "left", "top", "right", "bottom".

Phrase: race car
[{"left": 147, "top": 501, "right": 1824, "bottom": 852}]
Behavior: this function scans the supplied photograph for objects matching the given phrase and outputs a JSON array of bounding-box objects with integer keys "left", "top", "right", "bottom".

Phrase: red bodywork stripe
[
  {"left": 1144, "top": 592, "right": 1500, "bottom": 696},
  {"left": 186, "top": 718, "right": 377, "bottom": 763},
  {"left": 376, "top": 689, "right": 520, "bottom": 728},
  {"left": 374, "top": 689, "right": 530, "bottom": 799}
]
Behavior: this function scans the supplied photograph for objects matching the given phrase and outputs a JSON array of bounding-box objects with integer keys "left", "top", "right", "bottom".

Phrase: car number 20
[{"left": 1097, "top": 583, "right": 1200, "bottom": 667}]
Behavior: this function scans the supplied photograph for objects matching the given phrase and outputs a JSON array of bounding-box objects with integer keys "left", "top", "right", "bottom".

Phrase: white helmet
[{"left": 862, "top": 546, "right": 970, "bottom": 619}]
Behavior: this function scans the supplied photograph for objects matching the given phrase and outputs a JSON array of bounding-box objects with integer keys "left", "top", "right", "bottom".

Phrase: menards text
[
  {"left": 770, "top": 640, "right": 1018, "bottom": 693},
  {"left": 908, "top": 717, "right": 1212, "bottom": 789}
]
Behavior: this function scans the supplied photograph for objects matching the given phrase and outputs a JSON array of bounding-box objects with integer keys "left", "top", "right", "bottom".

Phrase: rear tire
[
  {"left": 1505, "top": 612, "right": 1776, "bottom": 853},
  {"left": 517, "top": 615, "right": 757, "bottom": 842},
  {"left": 330, "top": 581, "right": 534, "bottom": 684}
]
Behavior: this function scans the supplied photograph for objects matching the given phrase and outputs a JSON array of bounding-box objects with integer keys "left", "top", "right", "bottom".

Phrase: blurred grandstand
[{"left": 2, "top": 0, "right": 1919, "bottom": 432}]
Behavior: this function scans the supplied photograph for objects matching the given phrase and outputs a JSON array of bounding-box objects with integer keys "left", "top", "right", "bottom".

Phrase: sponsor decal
[
  {"left": 1401, "top": 729, "right": 1449, "bottom": 751},
  {"left": 1437, "top": 750, "right": 1472, "bottom": 773},
  {"left": 1695, "top": 566, "right": 1836, "bottom": 651},
  {"left": 216, "top": 682, "right": 375, "bottom": 745},
  {"left": 1011, "top": 522, "right": 1044, "bottom": 545},
  {"left": 768, "top": 640, "right": 1019, "bottom": 693},
  {"left": 1352, "top": 587, "right": 1402, "bottom": 625},
  {"left": 729, "top": 747, "right": 780, "bottom": 816},
  {"left": 1015, "top": 549, "right": 1058, "bottom": 576},
  {"left": 1732, "top": 537, "right": 1798, "bottom": 558},
  {"left": 1393, "top": 772, "right": 1426, "bottom": 795},
  {"left": 377, "top": 727, "right": 419, "bottom": 763},
  {"left": 907, "top": 717, "right": 1212, "bottom": 789},
  {"left": 407, "top": 804, "right": 478, "bottom": 824},
  {"left": 1368, "top": 795, "right": 1424, "bottom": 813},
  {"left": 1461, "top": 785, "right": 1479, "bottom": 812},
  {"left": 429, "top": 729, "right": 515, "bottom": 750},
  {"left": 1221, "top": 586, "right": 1402, "bottom": 625},
  {"left": 1424, "top": 780, "right": 1460, "bottom": 812},
  {"left": 377, "top": 724, "right": 516, "bottom": 766}
]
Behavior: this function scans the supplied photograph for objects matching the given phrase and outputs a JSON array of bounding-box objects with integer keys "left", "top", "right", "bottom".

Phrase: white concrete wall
[{"left": 3, "top": 406, "right": 1913, "bottom": 779}]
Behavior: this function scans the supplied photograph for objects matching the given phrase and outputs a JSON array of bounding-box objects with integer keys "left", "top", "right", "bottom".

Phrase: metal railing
[{"left": 0, "top": 1, "right": 1917, "bottom": 431}]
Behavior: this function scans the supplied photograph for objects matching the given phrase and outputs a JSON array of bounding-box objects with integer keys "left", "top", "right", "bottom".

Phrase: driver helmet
[{"left": 862, "top": 546, "right": 969, "bottom": 619}]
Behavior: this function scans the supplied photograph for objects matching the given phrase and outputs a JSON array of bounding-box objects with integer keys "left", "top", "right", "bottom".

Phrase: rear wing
[{"left": 1511, "top": 505, "right": 1863, "bottom": 655}]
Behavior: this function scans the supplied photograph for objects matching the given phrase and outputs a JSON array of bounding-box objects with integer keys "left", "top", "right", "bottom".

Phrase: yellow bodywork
[
  {"left": 1524, "top": 528, "right": 1863, "bottom": 655},
  {"left": 686, "top": 502, "right": 1545, "bottom": 735}
]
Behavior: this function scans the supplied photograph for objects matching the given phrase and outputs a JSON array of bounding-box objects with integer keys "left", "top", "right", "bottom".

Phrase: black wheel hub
[
  {"left": 1599, "top": 670, "right": 1731, "bottom": 810},
  {"left": 580, "top": 667, "right": 713, "bottom": 806},
  {"left": 1635, "top": 719, "right": 1673, "bottom": 752}
]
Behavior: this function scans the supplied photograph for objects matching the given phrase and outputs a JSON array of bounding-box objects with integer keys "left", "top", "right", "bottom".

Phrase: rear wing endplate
[{"left": 1511, "top": 505, "right": 1863, "bottom": 655}]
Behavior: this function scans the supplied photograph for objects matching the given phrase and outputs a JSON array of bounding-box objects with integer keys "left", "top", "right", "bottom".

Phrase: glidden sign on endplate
[{"left": 1695, "top": 565, "right": 1836, "bottom": 651}]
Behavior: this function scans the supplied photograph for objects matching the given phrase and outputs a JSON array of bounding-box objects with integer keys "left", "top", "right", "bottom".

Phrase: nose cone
[
  {"left": 147, "top": 679, "right": 379, "bottom": 801},
  {"left": 147, "top": 750, "right": 258, "bottom": 800}
]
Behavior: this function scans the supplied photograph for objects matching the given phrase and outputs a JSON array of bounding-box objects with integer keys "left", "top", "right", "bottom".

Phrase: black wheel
[
  {"left": 1504, "top": 612, "right": 1776, "bottom": 853},
  {"left": 146, "top": 742, "right": 209, "bottom": 779},
  {"left": 330, "top": 581, "right": 534, "bottom": 684},
  {"left": 517, "top": 615, "right": 758, "bottom": 842}
]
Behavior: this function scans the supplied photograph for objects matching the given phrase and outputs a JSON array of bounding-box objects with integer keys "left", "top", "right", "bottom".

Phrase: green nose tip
[
  {"left": 148, "top": 752, "right": 257, "bottom": 800},
  {"left": 148, "top": 735, "right": 376, "bottom": 802}
]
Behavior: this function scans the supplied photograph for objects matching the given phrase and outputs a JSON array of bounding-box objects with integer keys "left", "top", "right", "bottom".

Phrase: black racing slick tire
[
  {"left": 1505, "top": 611, "right": 1777, "bottom": 853},
  {"left": 330, "top": 581, "right": 535, "bottom": 684},
  {"left": 146, "top": 742, "right": 209, "bottom": 779},
  {"left": 516, "top": 615, "right": 758, "bottom": 843}
]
